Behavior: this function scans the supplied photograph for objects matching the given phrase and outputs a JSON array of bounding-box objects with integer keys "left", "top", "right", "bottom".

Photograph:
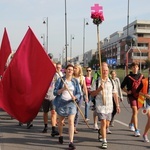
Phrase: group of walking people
[{"left": 38, "top": 54, "right": 150, "bottom": 150}]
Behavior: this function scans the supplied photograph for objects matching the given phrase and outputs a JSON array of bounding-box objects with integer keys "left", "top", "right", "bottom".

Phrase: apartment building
[{"left": 100, "top": 20, "right": 150, "bottom": 67}]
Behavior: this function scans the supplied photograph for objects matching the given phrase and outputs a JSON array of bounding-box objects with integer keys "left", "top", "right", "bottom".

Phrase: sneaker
[
  {"left": 143, "top": 135, "right": 149, "bottom": 142},
  {"left": 101, "top": 142, "right": 107, "bottom": 149},
  {"left": 135, "top": 129, "right": 141, "bottom": 137},
  {"left": 42, "top": 127, "right": 48, "bottom": 133},
  {"left": 129, "top": 123, "right": 135, "bottom": 132},
  {"left": 98, "top": 129, "right": 103, "bottom": 142},
  {"left": 58, "top": 136, "right": 63, "bottom": 144},
  {"left": 69, "top": 142, "right": 76, "bottom": 150},
  {"left": 51, "top": 130, "right": 59, "bottom": 137},
  {"left": 106, "top": 128, "right": 112, "bottom": 134},
  {"left": 109, "top": 121, "right": 114, "bottom": 127},
  {"left": 74, "top": 128, "right": 78, "bottom": 134},
  {"left": 85, "top": 118, "right": 90, "bottom": 121},
  {"left": 27, "top": 122, "right": 33, "bottom": 129},
  {"left": 94, "top": 124, "right": 99, "bottom": 130}
]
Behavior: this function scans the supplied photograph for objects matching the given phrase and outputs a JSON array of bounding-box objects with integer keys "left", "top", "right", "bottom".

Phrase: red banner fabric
[
  {"left": 0, "top": 27, "right": 56, "bottom": 123},
  {"left": 0, "top": 28, "right": 11, "bottom": 76}
]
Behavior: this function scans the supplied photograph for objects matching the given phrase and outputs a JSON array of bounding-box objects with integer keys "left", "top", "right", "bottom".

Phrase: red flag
[
  {"left": 0, "top": 28, "right": 11, "bottom": 76},
  {"left": 0, "top": 27, "right": 56, "bottom": 123}
]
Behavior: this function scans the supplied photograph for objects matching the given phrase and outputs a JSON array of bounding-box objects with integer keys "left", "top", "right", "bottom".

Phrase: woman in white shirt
[{"left": 53, "top": 64, "right": 81, "bottom": 149}]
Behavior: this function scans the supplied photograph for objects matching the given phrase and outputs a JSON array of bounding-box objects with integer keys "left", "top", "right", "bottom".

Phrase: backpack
[{"left": 128, "top": 74, "right": 143, "bottom": 99}]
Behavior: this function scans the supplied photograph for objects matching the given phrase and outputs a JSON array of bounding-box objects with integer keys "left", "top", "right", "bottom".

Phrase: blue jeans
[
  {"left": 74, "top": 95, "right": 83, "bottom": 127},
  {"left": 85, "top": 95, "right": 91, "bottom": 119}
]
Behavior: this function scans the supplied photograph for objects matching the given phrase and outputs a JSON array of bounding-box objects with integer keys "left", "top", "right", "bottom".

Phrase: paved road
[{"left": 0, "top": 96, "right": 150, "bottom": 150}]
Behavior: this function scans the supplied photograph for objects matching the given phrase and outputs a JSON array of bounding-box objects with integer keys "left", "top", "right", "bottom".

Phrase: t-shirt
[
  {"left": 61, "top": 80, "right": 74, "bottom": 101},
  {"left": 85, "top": 76, "right": 92, "bottom": 89}
]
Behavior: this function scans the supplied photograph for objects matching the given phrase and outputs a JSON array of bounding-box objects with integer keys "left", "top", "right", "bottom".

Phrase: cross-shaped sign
[{"left": 91, "top": 4, "right": 103, "bottom": 12}]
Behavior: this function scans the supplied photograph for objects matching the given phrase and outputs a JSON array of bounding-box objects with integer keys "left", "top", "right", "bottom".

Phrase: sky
[{"left": 0, "top": 0, "right": 150, "bottom": 59}]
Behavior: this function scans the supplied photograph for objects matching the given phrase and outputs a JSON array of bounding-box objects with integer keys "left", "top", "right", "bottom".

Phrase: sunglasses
[{"left": 87, "top": 70, "right": 91, "bottom": 72}]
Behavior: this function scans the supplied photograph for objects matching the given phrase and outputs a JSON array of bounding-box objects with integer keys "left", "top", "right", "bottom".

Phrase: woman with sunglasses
[{"left": 84, "top": 67, "right": 93, "bottom": 121}]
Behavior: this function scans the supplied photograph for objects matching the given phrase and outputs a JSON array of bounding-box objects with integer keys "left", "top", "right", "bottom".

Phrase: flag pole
[
  {"left": 91, "top": 3, "right": 105, "bottom": 105},
  {"left": 56, "top": 70, "right": 90, "bottom": 128},
  {"left": 97, "top": 24, "right": 105, "bottom": 105}
]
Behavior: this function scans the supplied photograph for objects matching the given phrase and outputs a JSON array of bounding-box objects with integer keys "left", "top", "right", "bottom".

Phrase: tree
[
  {"left": 88, "top": 54, "right": 106, "bottom": 69},
  {"left": 145, "top": 59, "right": 150, "bottom": 68}
]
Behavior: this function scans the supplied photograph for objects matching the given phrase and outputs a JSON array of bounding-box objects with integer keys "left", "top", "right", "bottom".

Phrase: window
[
  {"left": 133, "top": 52, "right": 148, "bottom": 56},
  {"left": 138, "top": 43, "right": 148, "bottom": 47},
  {"left": 137, "top": 34, "right": 143, "bottom": 37}
]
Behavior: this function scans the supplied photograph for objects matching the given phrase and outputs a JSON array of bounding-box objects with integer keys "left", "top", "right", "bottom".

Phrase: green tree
[
  {"left": 88, "top": 54, "right": 106, "bottom": 69},
  {"left": 145, "top": 59, "right": 150, "bottom": 68}
]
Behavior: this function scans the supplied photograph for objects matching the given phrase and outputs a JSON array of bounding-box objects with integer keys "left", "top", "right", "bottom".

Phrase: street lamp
[
  {"left": 70, "top": 34, "right": 74, "bottom": 63},
  {"left": 83, "top": 18, "right": 88, "bottom": 67},
  {"left": 41, "top": 34, "right": 45, "bottom": 50},
  {"left": 125, "top": 35, "right": 141, "bottom": 74},
  {"left": 125, "top": 0, "right": 130, "bottom": 75},
  {"left": 127, "top": 0, "right": 130, "bottom": 36},
  {"left": 65, "top": 0, "right": 68, "bottom": 66},
  {"left": 43, "top": 17, "right": 48, "bottom": 53}
]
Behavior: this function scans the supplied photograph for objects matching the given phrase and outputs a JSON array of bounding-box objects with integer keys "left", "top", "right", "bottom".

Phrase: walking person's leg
[
  {"left": 51, "top": 109, "right": 59, "bottom": 137},
  {"left": 42, "top": 100, "right": 50, "bottom": 133},
  {"left": 143, "top": 110, "right": 150, "bottom": 142},
  {"left": 101, "top": 119, "right": 107, "bottom": 149},
  {"left": 68, "top": 115, "right": 75, "bottom": 142},
  {"left": 58, "top": 115, "right": 65, "bottom": 144},
  {"left": 74, "top": 97, "right": 83, "bottom": 133}
]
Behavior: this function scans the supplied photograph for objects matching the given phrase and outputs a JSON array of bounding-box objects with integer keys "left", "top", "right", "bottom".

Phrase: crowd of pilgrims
[{"left": 12, "top": 53, "right": 150, "bottom": 150}]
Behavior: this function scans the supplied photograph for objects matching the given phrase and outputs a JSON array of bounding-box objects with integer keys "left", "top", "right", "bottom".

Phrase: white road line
[
  {"left": 115, "top": 119, "right": 128, "bottom": 127},
  {"left": 81, "top": 105, "right": 129, "bottom": 127}
]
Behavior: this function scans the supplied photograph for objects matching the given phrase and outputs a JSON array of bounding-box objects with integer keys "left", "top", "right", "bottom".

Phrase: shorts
[
  {"left": 128, "top": 96, "right": 138, "bottom": 107},
  {"left": 55, "top": 99, "right": 76, "bottom": 117},
  {"left": 42, "top": 99, "right": 54, "bottom": 113},
  {"left": 97, "top": 113, "right": 112, "bottom": 121}
]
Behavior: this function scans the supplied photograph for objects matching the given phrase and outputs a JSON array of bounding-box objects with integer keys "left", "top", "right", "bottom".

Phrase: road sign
[{"left": 107, "top": 58, "right": 117, "bottom": 65}]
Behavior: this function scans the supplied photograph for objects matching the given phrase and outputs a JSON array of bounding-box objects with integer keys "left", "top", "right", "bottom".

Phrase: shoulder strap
[
  {"left": 95, "top": 78, "right": 99, "bottom": 89},
  {"left": 139, "top": 74, "right": 143, "bottom": 81},
  {"left": 128, "top": 75, "right": 135, "bottom": 81},
  {"left": 129, "top": 74, "right": 143, "bottom": 82},
  {"left": 109, "top": 77, "right": 114, "bottom": 89},
  {"left": 91, "top": 77, "right": 93, "bottom": 84}
]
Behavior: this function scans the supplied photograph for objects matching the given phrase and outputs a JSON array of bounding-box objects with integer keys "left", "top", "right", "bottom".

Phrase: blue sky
[{"left": 0, "top": 0, "right": 150, "bottom": 59}]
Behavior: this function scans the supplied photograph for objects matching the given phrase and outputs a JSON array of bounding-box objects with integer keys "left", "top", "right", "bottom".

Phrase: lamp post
[
  {"left": 126, "top": 35, "right": 140, "bottom": 74},
  {"left": 127, "top": 0, "right": 130, "bottom": 36},
  {"left": 70, "top": 34, "right": 74, "bottom": 63},
  {"left": 41, "top": 34, "right": 45, "bottom": 50},
  {"left": 137, "top": 47, "right": 142, "bottom": 73},
  {"left": 125, "top": 0, "right": 130, "bottom": 75},
  {"left": 43, "top": 17, "right": 48, "bottom": 53},
  {"left": 83, "top": 18, "right": 88, "bottom": 67},
  {"left": 65, "top": 0, "right": 68, "bottom": 66}
]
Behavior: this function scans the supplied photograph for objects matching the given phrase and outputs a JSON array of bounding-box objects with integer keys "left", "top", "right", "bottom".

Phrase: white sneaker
[
  {"left": 106, "top": 128, "right": 112, "bottom": 134},
  {"left": 94, "top": 124, "right": 99, "bottom": 130},
  {"left": 135, "top": 130, "right": 141, "bottom": 137},
  {"left": 129, "top": 123, "right": 135, "bottom": 132},
  {"left": 85, "top": 118, "right": 90, "bottom": 121},
  {"left": 143, "top": 135, "right": 150, "bottom": 142}
]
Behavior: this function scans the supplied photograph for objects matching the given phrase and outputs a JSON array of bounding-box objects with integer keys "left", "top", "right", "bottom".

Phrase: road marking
[{"left": 115, "top": 119, "right": 128, "bottom": 127}]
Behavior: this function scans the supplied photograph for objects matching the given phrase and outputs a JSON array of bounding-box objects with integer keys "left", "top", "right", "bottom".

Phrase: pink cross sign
[{"left": 91, "top": 4, "right": 103, "bottom": 13}]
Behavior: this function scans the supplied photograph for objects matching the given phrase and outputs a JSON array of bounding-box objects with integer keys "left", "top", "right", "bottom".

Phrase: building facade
[{"left": 100, "top": 20, "right": 150, "bottom": 68}]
